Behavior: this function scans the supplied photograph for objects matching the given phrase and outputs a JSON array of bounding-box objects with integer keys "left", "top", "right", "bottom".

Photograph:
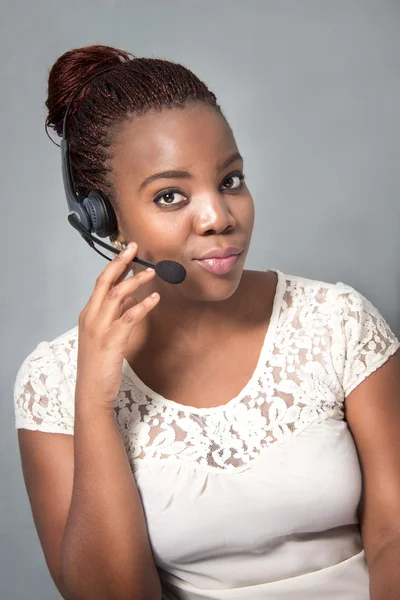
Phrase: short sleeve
[
  {"left": 13, "top": 340, "right": 74, "bottom": 434},
  {"left": 336, "top": 283, "right": 400, "bottom": 398}
]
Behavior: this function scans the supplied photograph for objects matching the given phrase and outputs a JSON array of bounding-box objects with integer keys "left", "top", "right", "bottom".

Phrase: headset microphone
[{"left": 60, "top": 66, "right": 186, "bottom": 285}]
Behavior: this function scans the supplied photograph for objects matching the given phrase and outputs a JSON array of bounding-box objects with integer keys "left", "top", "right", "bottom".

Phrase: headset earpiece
[{"left": 80, "top": 190, "right": 118, "bottom": 238}]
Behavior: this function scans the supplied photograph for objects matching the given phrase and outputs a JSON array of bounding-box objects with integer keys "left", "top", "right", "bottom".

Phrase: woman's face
[{"left": 109, "top": 102, "right": 255, "bottom": 302}]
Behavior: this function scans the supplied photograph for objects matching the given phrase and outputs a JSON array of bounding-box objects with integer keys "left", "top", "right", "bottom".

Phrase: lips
[
  {"left": 195, "top": 253, "right": 243, "bottom": 275},
  {"left": 195, "top": 246, "right": 244, "bottom": 260}
]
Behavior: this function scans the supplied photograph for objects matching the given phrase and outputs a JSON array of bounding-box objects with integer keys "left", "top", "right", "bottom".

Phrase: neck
[{"left": 129, "top": 268, "right": 272, "bottom": 352}]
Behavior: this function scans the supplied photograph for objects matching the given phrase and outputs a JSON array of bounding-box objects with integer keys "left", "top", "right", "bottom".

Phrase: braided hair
[{"left": 45, "top": 44, "right": 224, "bottom": 225}]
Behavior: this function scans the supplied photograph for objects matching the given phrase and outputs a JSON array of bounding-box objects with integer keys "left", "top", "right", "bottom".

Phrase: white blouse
[{"left": 13, "top": 269, "right": 400, "bottom": 600}]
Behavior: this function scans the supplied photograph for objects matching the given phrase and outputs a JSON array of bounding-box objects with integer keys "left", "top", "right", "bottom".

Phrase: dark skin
[{"left": 107, "top": 101, "right": 277, "bottom": 383}]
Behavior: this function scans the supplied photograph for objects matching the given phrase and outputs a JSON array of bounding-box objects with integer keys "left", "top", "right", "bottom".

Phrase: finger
[
  {"left": 86, "top": 243, "right": 139, "bottom": 314},
  {"left": 115, "top": 263, "right": 136, "bottom": 287},
  {"left": 93, "top": 268, "right": 156, "bottom": 326},
  {"left": 120, "top": 294, "right": 139, "bottom": 315},
  {"left": 114, "top": 291, "right": 160, "bottom": 337}
]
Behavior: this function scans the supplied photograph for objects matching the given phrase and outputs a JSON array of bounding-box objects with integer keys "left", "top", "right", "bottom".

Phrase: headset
[{"left": 60, "top": 66, "right": 186, "bottom": 284}]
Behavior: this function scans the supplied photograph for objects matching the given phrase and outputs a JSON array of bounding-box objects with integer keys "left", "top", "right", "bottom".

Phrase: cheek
[
  {"left": 240, "top": 195, "right": 255, "bottom": 229},
  {"left": 128, "top": 210, "right": 190, "bottom": 254}
]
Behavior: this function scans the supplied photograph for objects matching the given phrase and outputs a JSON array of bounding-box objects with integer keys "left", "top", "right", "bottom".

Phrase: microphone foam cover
[{"left": 155, "top": 260, "right": 186, "bottom": 284}]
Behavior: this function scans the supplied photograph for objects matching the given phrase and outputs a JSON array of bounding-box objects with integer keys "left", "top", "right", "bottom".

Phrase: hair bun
[{"left": 45, "top": 44, "right": 133, "bottom": 136}]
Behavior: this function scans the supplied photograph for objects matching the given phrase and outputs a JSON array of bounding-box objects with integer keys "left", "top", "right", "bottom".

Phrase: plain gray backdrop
[{"left": 1, "top": 1, "right": 399, "bottom": 598}]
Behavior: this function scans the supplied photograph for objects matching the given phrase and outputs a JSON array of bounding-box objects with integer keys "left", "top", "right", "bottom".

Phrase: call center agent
[{"left": 13, "top": 44, "right": 400, "bottom": 600}]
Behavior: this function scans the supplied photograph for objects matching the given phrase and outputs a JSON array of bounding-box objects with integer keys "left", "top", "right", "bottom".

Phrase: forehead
[{"left": 111, "top": 103, "right": 237, "bottom": 178}]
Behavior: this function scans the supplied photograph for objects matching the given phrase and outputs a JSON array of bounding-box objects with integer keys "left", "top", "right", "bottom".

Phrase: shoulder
[
  {"left": 274, "top": 269, "right": 399, "bottom": 376},
  {"left": 47, "top": 325, "right": 79, "bottom": 365},
  {"left": 21, "top": 325, "right": 79, "bottom": 369},
  {"left": 271, "top": 268, "right": 372, "bottom": 311},
  {"left": 250, "top": 267, "right": 351, "bottom": 311},
  {"left": 278, "top": 270, "right": 396, "bottom": 335},
  {"left": 253, "top": 268, "right": 395, "bottom": 339},
  {"left": 249, "top": 267, "right": 341, "bottom": 291}
]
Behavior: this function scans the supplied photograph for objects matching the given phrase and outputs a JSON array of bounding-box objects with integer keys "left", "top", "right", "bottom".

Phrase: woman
[{"left": 13, "top": 45, "right": 400, "bottom": 600}]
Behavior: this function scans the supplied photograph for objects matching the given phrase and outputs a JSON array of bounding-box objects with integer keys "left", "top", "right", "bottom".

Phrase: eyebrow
[{"left": 138, "top": 151, "right": 243, "bottom": 192}]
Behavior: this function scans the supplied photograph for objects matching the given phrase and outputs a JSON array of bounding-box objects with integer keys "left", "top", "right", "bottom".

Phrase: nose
[{"left": 193, "top": 194, "right": 237, "bottom": 235}]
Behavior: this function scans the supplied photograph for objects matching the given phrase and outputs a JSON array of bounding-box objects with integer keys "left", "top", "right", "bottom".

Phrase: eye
[
  {"left": 222, "top": 172, "right": 246, "bottom": 190},
  {"left": 152, "top": 171, "right": 246, "bottom": 209},
  {"left": 153, "top": 190, "right": 187, "bottom": 208}
]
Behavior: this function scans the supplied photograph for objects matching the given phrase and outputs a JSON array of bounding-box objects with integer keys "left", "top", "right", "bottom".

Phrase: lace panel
[
  {"left": 115, "top": 278, "right": 399, "bottom": 473},
  {"left": 335, "top": 284, "right": 400, "bottom": 397},
  {"left": 13, "top": 339, "right": 74, "bottom": 434}
]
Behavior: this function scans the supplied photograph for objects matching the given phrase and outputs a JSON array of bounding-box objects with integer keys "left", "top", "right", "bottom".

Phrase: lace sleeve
[
  {"left": 13, "top": 340, "right": 74, "bottom": 434},
  {"left": 336, "top": 283, "right": 400, "bottom": 398}
]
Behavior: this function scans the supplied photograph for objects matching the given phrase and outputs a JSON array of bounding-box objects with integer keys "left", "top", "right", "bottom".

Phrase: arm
[
  {"left": 335, "top": 283, "right": 400, "bottom": 599},
  {"left": 62, "top": 399, "right": 162, "bottom": 600},
  {"left": 345, "top": 349, "right": 400, "bottom": 600},
  {"left": 18, "top": 398, "right": 162, "bottom": 600}
]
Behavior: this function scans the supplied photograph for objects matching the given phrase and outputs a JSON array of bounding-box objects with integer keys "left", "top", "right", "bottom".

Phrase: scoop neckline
[{"left": 122, "top": 268, "right": 286, "bottom": 414}]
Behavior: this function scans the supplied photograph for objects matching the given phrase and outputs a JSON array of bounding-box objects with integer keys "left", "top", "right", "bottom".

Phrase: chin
[{"left": 185, "top": 264, "right": 244, "bottom": 302}]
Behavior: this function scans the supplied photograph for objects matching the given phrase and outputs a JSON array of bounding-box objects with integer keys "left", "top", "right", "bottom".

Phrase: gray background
[{"left": 1, "top": 1, "right": 399, "bottom": 598}]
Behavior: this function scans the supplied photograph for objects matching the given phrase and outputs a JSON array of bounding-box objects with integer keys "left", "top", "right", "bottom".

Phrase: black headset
[{"left": 60, "top": 66, "right": 186, "bottom": 284}]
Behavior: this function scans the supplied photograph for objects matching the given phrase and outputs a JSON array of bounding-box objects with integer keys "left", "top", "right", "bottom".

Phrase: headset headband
[{"left": 61, "top": 66, "right": 117, "bottom": 212}]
